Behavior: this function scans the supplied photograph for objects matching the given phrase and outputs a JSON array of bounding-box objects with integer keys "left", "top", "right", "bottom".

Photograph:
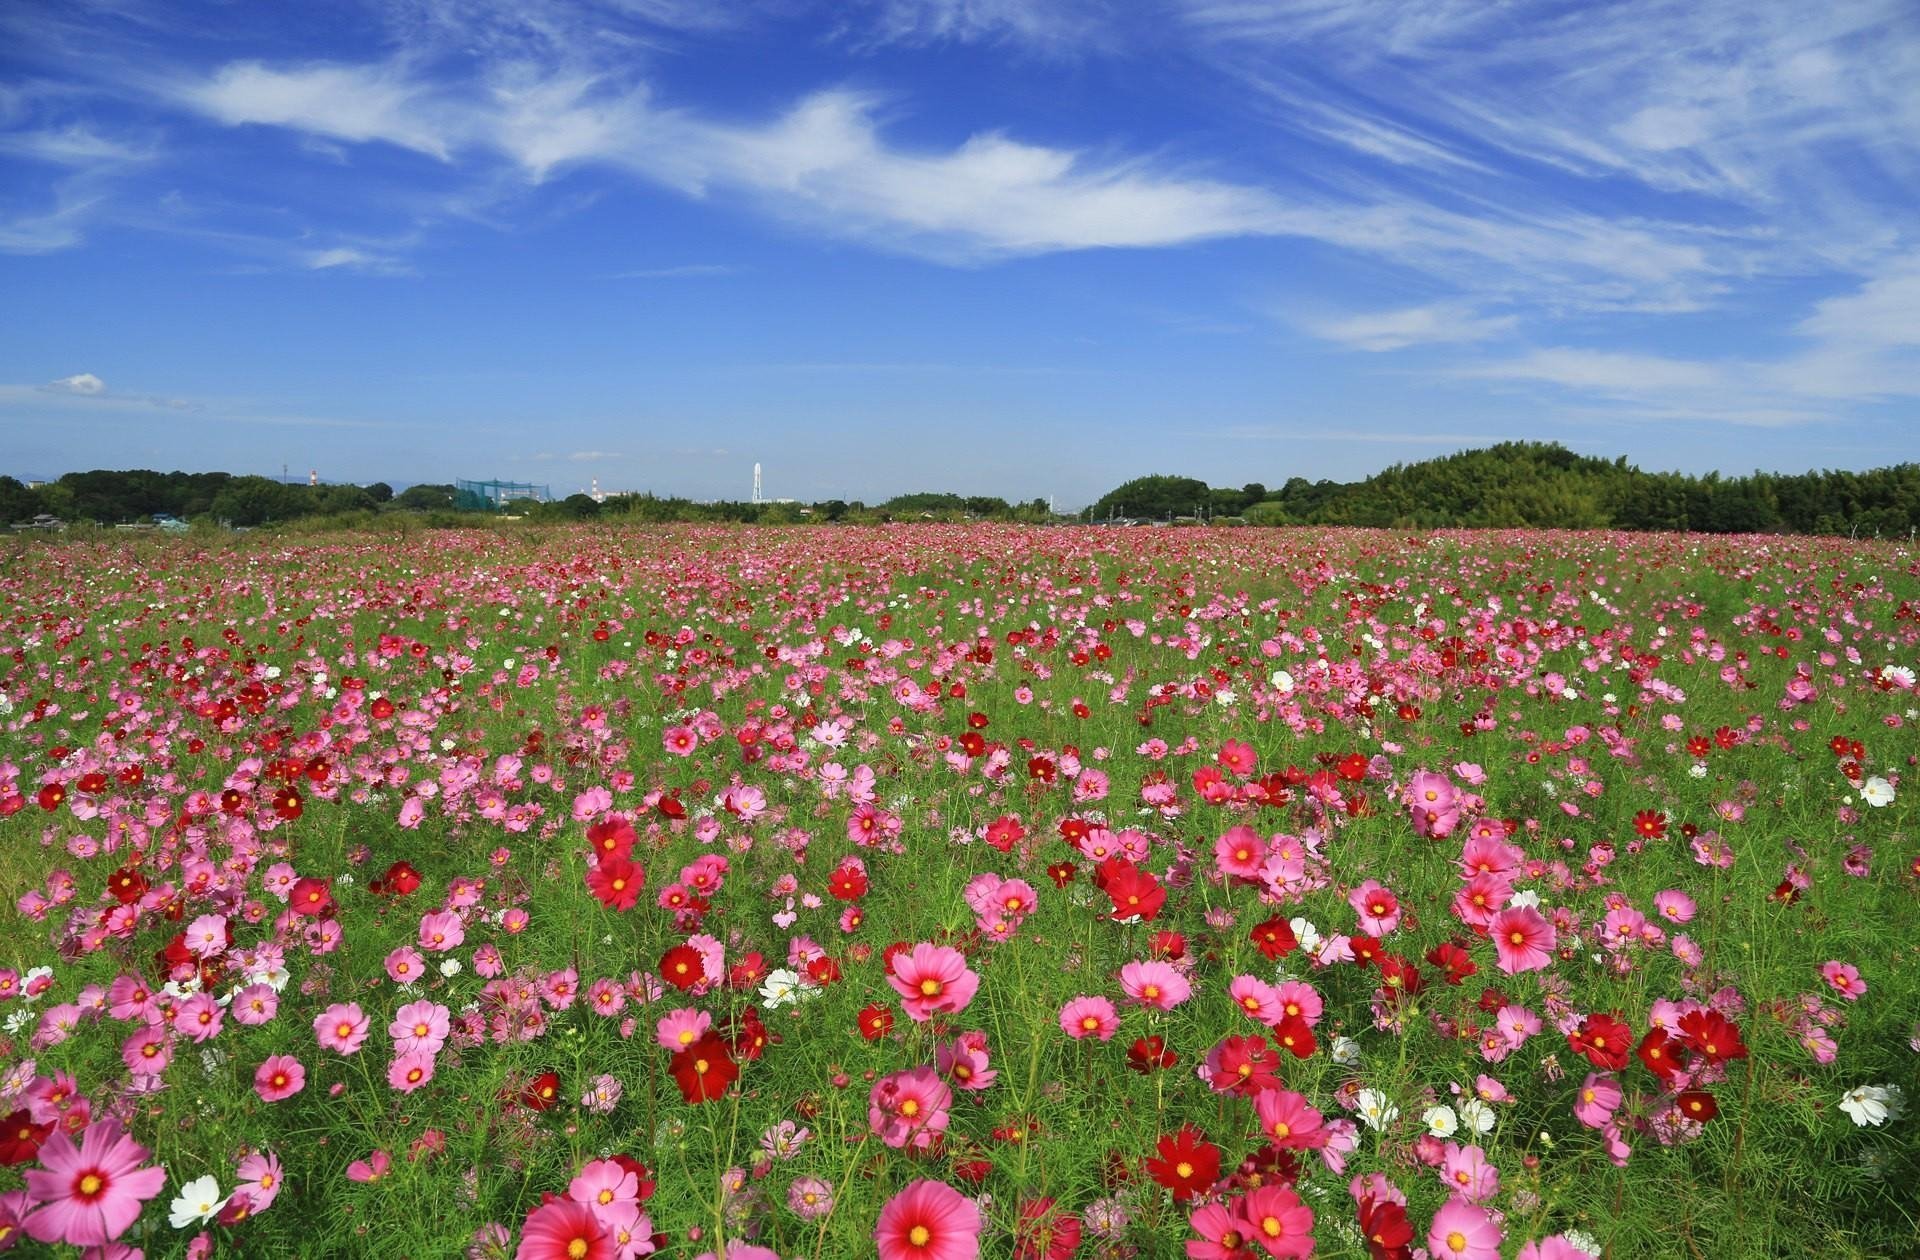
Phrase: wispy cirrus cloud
[{"left": 1305, "top": 302, "right": 1515, "bottom": 351}]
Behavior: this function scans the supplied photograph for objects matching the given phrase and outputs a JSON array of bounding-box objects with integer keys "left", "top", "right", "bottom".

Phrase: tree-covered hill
[{"left": 1085, "top": 442, "right": 1920, "bottom": 536}]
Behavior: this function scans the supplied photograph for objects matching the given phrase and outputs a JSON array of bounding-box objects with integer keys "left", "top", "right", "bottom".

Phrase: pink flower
[
  {"left": 1118, "top": 960, "right": 1191, "bottom": 1010},
  {"left": 388, "top": 1050, "right": 436, "bottom": 1094},
  {"left": 1821, "top": 961, "right": 1867, "bottom": 1001},
  {"left": 1428, "top": 1196, "right": 1503, "bottom": 1260},
  {"left": 1488, "top": 907, "right": 1556, "bottom": 975},
  {"left": 230, "top": 983, "right": 278, "bottom": 1026},
  {"left": 655, "top": 1006, "right": 713, "bottom": 1052},
  {"left": 315, "top": 1002, "right": 370, "bottom": 1055},
  {"left": 234, "top": 1151, "right": 283, "bottom": 1212},
  {"left": 1517, "top": 1236, "right": 1592, "bottom": 1260},
  {"left": 417, "top": 910, "right": 465, "bottom": 953},
  {"left": 1652, "top": 890, "right": 1695, "bottom": 924},
  {"left": 869, "top": 1067, "right": 952, "bottom": 1151},
  {"left": 875, "top": 1179, "right": 981, "bottom": 1260},
  {"left": 390, "top": 1000, "right": 451, "bottom": 1055},
  {"left": 345, "top": 1150, "right": 391, "bottom": 1183},
  {"left": 1438, "top": 1143, "right": 1499, "bottom": 1203},
  {"left": 121, "top": 1025, "right": 172, "bottom": 1077},
  {"left": 254, "top": 1055, "right": 306, "bottom": 1103},
  {"left": 937, "top": 1031, "right": 998, "bottom": 1093},
  {"left": 520, "top": 1197, "right": 610, "bottom": 1259},
  {"left": 1573, "top": 1073, "right": 1621, "bottom": 1129},
  {"left": 1237, "top": 1183, "right": 1315, "bottom": 1258},
  {"left": 22, "top": 1119, "right": 167, "bottom": 1246},
  {"left": 1230, "top": 975, "right": 1284, "bottom": 1025},
  {"left": 886, "top": 944, "right": 980, "bottom": 1023},
  {"left": 384, "top": 946, "right": 426, "bottom": 985},
  {"left": 1254, "top": 1089, "right": 1325, "bottom": 1149},
  {"left": 568, "top": 1158, "right": 639, "bottom": 1216},
  {"left": 1349, "top": 880, "right": 1402, "bottom": 935},
  {"left": 1060, "top": 995, "right": 1119, "bottom": 1041},
  {"left": 1214, "top": 826, "right": 1266, "bottom": 880}
]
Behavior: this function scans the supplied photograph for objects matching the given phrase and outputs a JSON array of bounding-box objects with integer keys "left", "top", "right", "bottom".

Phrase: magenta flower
[
  {"left": 885, "top": 944, "right": 980, "bottom": 1023},
  {"left": 254, "top": 1055, "right": 306, "bottom": 1103},
  {"left": 868, "top": 1067, "right": 952, "bottom": 1151},
  {"left": 875, "top": 1178, "right": 981, "bottom": 1260},
  {"left": 1059, "top": 995, "right": 1120, "bottom": 1041},
  {"left": 345, "top": 1150, "right": 391, "bottom": 1183},
  {"left": 1488, "top": 907, "right": 1557, "bottom": 975},
  {"left": 1254, "top": 1089, "right": 1325, "bottom": 1149},
  {"left": 1236, "top": 1182, "right": 1315, "bottom": 1258},
  {"left": 23, "top": 1119, "right": 167, "bottom": 1246}
]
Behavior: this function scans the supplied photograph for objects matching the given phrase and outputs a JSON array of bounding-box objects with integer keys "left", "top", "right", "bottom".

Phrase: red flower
[
  {"left": 288, "top": 878, "right": 332, "bottom": 917},
  {"left": 858, "top": 1004, "right": 895, "bottom": 1041},
  {"left": 373, "top": 860, "right": 422, "bottom": 897},
  {"left": 1348, "top": 934, "right": 1382, "bottom": 967},
  {"left": 1270, "top": 1016, "right": 1316, "bottom": 1060},
  {"left": 827, "top": 863, "right": 869, "bottom": 901},
  {"left": 669, "top": 1034, "right": 738, "bottom": 1103},
  {"left": 1046, "top": 861, "right": 1077, "bottom": 888},
  {"left": 1249, "top": 917, "right": 1299, "bottom": 961},
  {"left": 106, "top": 867, "right": 149, "bottom": 906},
  {"left": 1676, "top": 1090, "right": 1719, "bottom": 1123},
  {"left": 732, "top": 1007, "right": 774, "bottom": 1061},
  {"left": 1632, "top": 810, "right": 1668, "bottom": 839},
  {"left": 659, "top": 945, "right": 703, "bottom": 991},
  {"left": 0, "top": 1110, "right": 51, "bottom": 1165},
  {"left": 270, "top": 784, "right": 303, "bottom": 820},
  {"left": 586, "top": 816, "right": 637, "bottom": 862},
  {"left": 1356, "top": 1195, "right": 1413, "bottom": 1260},
  {"left": 1677, "top": 1009, "right": 1748, "bottom": 1063},
  {"left": 586, "top": 856, "right": 645, "bottom": 911},
  {"left": 521, "top": 1071, "right": 561, "bottom": 1111},
  {"left": 1425, "top": 941, "right": 1477, "bottom": 985},
  {"left": 1636, "top": 1027, "right": 1684, "bottom": 1079},
  {"left": 1126, "top": 1035, "right": 1178, "bottom": 1073},
  {"left": 1145, "top": 1125, "right": 1220, "bottom": 1202},
  {"left": 1097, "top": 859, "right": 1165, "bottom": 922},
  {"left": 1568, "top": 1012, "right": 1633, "bottom": 1071},
  {"left": 1013, "top": 1197, "right": 1083, "bottom": 1260}
]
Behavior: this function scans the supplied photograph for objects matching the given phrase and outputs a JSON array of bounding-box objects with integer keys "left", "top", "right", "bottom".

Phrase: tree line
[
  {"left": 9, "top": 445, "right": 1920, "bottom": 536},
  {"left": 1083, "top": 443, "right": 1920, "bottom": 536}
]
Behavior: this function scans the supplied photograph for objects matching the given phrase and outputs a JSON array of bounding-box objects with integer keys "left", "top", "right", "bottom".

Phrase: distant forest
[{"left": 6, "top": 443, "right": 1920, "bottom": 536}]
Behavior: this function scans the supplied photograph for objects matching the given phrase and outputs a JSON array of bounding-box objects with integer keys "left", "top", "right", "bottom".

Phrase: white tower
[{"left": 752, "top": 462, "right": 763, "bottom": 504}]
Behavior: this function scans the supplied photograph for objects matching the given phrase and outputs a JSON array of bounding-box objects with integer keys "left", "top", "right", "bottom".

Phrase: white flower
[
  {"left": 1355, "top": 1089, "right": 1399, "bottom": 1131},
  {"left": 439, "top": 959, "right": 462, "bottom": 978},
  {"left": 1688, "top": 763, "right": 1708, "bottom": 779},
  {"left": 1860, "top": 777, "right": 1896, "bottom": 808},
  {"left": 250, "top": 965, "right": 291, "bottom": 992},
  {"left": 758, "top": 968, "right": 804, "bottom": 1009},
  {"left": 1422, "top": 1104, "right": 1459, "bottom": 1138},
  {"left": 2, "top": 1011, "right": 31, "bottom": 1036},
  {"left": 1213, "top": 688, "right": 1237, "bottom": 707},
  {"left": 1564, "top": 1229, "right": 1603, "bottom": 1257},
  {"left": 1839, "top": 1084, "right": 1904, "bottom": 1127},
  {"left": 1288, "top": 917, "right": 1322, "bottom": 953},
  {"left": 1458, "top": 1097, "right": 1497, "bottom": 1135},
  {"left": 1330, "top": 1036, "right": 1361, "bottom": 1066},
  {"left": 1270, "top": 670, "right": 1295, "bottom": 694},
  {"left": 1509, "top": 889, "right": 1542, "bottom": 911},
  {"left": 169, "top": 1174, "right": 227, "bottom": 1228}
]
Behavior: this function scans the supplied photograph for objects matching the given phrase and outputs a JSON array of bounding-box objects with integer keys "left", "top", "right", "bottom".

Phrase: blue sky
[{"left": 2, "top": 0, "right": 1917, "bottom": 507}]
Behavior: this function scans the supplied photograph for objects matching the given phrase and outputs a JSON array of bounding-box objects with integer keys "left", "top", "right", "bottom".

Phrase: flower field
[{"left": 0, "top": 524, "right": 1915, "bottom": 1259}]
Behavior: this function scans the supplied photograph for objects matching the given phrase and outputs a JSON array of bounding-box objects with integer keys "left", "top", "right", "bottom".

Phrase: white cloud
[
  {"left": 47, "top": 372, "right": 105, "bottom": 395},
  {"left": 1461, "top": 348, "right": 1727, "bottom": 395},
  {"left": 180, "top": 62, "right": 455, "bottom": 158},
  {"left": 1307, "top": 302, "right": 1515, "bottom": 351},
  {"left": 852, "top": 0, "right": 1111, "bottom": 50},
  {"left": 304, "top": 246, "right": 411, "bottom": 274}
]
